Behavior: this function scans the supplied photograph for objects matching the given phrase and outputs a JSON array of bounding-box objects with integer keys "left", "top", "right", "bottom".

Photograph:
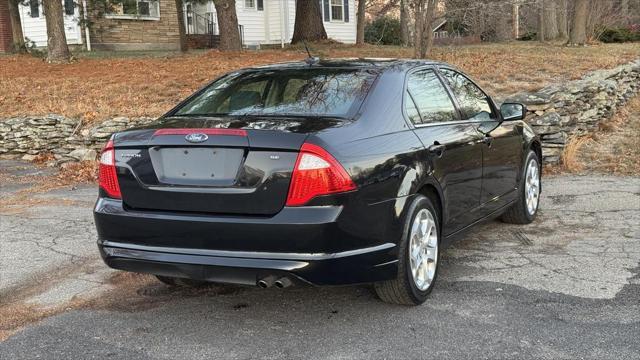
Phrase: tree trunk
[
  {"left": 544, "top": 0, "right": 559, "bottom": 39},
  {"left": 400, "top": 0, "right": 409, "bottom": 46},
  {"left": 356, "top": 0, "right": 366, "bottom": 45},
  {"left": 538, "top": 0, "right": 545, "bottom": 42},
  {"left": 557, "top": 0, "right": 568, "bottom": 39},
  {"left": 424, "top": 0, "right": 435, "bottom": 55},
  {"left": 512, "top": 3, "right": 519, "bottom": 39},
  {"left": 175, "top": 0, "right": 188, "bottom": 51},
  {"left": 414, "top": 0, "right": 424, "bottom": 58},
  {"left": 291, "top": 0, "right": 327, "bottom": 43},
  {"left": 414, "top": 0, "right": 436, "bottom": 59},
  {"left": 213, "top": 0, "right": 242, "bottom": 51},
  {"left": 620, "top": 0, "right": 629, "bottom": 25},
  {"left": 568, "top": 0, "right": 588, "bottom": 45},
  {"left": 42, "top": 0, "right": 71, "bottom": 63},
  {"left": 8, "top": 0, "right": 25, "bottom": 51}
]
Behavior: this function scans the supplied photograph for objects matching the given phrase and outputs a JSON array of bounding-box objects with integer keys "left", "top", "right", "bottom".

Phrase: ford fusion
[{"left": 94, "top": 59, "right": 541, "bottom": 305}]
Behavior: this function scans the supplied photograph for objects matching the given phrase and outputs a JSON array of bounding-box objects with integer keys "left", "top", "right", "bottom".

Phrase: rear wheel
[
  {"left": 155, "top": 275, "right": 208, "bottom": 288},
  {"left": 374, "top": 195, "right": 440, "bottom": 305},
  {"left": 502, "top": 150, "right": 540, "bottom": 224}
]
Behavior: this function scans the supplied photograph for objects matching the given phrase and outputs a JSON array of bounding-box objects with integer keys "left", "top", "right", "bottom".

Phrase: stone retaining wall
[
  {"left": 505, "top": 59, "right": 640, "bottom": 164},
  {"left": 0, "top": 116, "right": 154, "bottom": 163},
  {"left": 0, "top": 59, "right": 638, "bottom": 165}
]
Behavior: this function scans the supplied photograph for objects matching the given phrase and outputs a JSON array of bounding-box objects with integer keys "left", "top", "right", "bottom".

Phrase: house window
[
  {"left": 64, "top": 0, "right": 74, "bottom": 15},
  {"left": 29, "top": 0, "right": 39, "bottom": 18},
  {"left": 107, "top": 0, "right": 160, "bottom": 19},
  {"left": 257, "top": 0, "right": 263, "bottom": 11},
  {"left": 245, "top": 0, "right": 255, "bottom": 8},
  {"left": 330, "top": 0, "right": 343, "bottom": 21}
]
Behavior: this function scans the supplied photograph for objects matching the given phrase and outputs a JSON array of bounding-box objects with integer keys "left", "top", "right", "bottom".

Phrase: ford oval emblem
[{"left": 185, "top": 133, "right": 208, "bottom": 143}]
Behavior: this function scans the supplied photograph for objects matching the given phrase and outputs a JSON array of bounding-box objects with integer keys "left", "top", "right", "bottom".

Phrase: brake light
[
  {"left": 98, "top": 139, "right": 121, "bottom": 199},
  {"left": 153, "top": 128, "right": 247, "bottom": 137},
  {"left": 286, "top": 143, "right": 356, "bottom": 206}
]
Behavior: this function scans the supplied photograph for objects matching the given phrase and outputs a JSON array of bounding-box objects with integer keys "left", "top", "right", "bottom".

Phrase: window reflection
[
  {"left": 440, "top": 69, "right": 493, "bottom": 121},
  {"left": 175, "top": 69, "right": 376, "bottom": 118},
  {"left": 406, "top": 69, "right": 457, "bottom": 124}
]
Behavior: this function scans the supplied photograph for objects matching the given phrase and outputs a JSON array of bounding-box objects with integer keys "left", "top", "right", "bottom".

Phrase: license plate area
[{"left": 149, "top": 147, "right": 244, "bottom": 186}]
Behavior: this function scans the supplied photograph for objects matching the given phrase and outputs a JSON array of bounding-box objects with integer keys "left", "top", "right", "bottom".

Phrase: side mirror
[{"left": 500, "top": 103, "right": 527, "bottom": 121}]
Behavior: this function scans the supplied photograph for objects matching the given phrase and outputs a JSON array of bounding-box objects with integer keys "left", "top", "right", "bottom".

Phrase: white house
[
  {"left": 16, "top": 0, "right": 356, "bottom": 51},
  {"left": 18, "top": 0, "right": 83, "bottom": 47},
  {"left": 185, "top": 0, "right": 357, "bottom": 47}
]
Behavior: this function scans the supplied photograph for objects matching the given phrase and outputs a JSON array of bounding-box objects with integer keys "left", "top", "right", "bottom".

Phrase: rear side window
[
  {"left": 405, "top": 69, "right": 457, "bottom": 124},
  {"left": 174, "top": 68, "right": 377, "bottom": 118},
  {"left": 439, "top": 68, "right": 493, "bottom": 121}
]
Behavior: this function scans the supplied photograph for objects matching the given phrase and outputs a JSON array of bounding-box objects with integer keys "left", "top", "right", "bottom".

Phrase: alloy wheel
[
  {"left": 525, "top": 158, "right": 540, "bottom": 216},
  {"left": 408, "top": 209, "right": 438, "bottom": 291}
]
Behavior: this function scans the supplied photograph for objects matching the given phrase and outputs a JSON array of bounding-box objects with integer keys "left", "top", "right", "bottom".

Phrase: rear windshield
[{"left": 173, "top": 68, "right": 377, "bottom": 118}]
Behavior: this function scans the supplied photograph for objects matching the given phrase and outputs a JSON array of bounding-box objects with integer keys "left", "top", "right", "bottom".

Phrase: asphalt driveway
[{"left": 0, "top": 160, "right": 638, "bottom": 359}]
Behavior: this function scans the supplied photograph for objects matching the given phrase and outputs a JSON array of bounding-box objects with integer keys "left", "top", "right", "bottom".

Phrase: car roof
[{"left": 248, "top": 58, "right": 451, "bottom": 72}]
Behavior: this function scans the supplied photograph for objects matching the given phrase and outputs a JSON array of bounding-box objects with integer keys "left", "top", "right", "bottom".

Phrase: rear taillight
[
  {"left": 286, "top": 143, "right": 356, "bottom": 206},
  {"left": 98, "top": 139, "right": 121, "bottom": 199}
]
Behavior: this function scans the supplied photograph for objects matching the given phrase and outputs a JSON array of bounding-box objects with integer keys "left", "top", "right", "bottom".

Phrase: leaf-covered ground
[
  {"left": 569, "top": 96, "right": 640, "bottom": 175},
  {"left": 1, "top": 42, "right": 638, "bottom": 122}
]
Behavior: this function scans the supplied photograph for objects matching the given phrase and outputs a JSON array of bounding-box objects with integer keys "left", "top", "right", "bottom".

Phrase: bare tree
[
  {"left": 42, "top": 0, "right": 71, "bottom": 63},
  {"left": 213, "top": 0, "right": 242, "bottom": 50},
  {"left": 538, "top": 0, "right": 545, "bottom": 41},
  {"left": 556, "top": 0, "right": 568, "bottom": 39},
  {"left": 512, "top": 2, "right": 520, "bottom": 39},
  {"left": 291, "top": 0, "right": 327, "bottom": 43},
  {"left": 8, "top": 0, "right": 25, "bottom": 51},
  {"left": 400, "top": 0, "right": 410, "bottom": 46},
  {"left": 544, "top": 0, "right": 559, "bottom": 39},
  {"left": 568, "top": 0, "right": 588, "bottom": 45},
  {"left": 414, "top": 0, "right": 436, "bottom": 59},
  {"left": 620, "top": 0, "right": 629, "bottom": 24},
  {"left": 175, "top": 0, "right": 188, "bottom": 52},
  {"left": 357, "top": 0, "right": 366, "bottom": 45}
]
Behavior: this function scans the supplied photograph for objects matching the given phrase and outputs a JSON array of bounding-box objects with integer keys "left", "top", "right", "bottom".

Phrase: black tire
[
  {"left": 502, "top": 150, "right": 541, "bottom": 224},
  {"left": 374, "top": 194, "right": 440, "bottom": 306},
  {"left": 155, "top": 275, "right": 208, "bottom": 287}
]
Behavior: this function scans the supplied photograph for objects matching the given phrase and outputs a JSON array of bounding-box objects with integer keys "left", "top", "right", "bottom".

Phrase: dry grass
[
  {"left": 561, "top": 135, "right": 594, "bottom": 172},
  {"left": 565, "top": 96, "right": 640, "bottom": 175},
  {"left": 1, "top": 42, "right": 638, "bottom": 122}
]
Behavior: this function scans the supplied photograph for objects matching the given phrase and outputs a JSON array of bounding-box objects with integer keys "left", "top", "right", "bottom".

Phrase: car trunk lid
[{"left": 112, "top": 116, "right": 347, "bottom": 215}]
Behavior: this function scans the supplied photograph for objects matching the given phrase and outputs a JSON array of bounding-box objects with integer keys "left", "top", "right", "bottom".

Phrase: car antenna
[{"left": 302, "top": 40, "right": 320, "bottom": 65}]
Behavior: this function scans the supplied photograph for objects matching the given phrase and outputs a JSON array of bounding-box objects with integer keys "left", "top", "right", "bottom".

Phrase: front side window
[
  {"left": 406, "top": 69, "right": 457, "bottom": 124},
  {"left": 439, "top": 68, "right": 493, "bottom": 121},
  {"left": 330, "top": 0, "right": 344, "bottom": 21},
  {"left": 107, "top": 0, "right": 159, "bottom": 18},
  {"left": 174, "top": 68, "right": 377, "bottom": 118}
]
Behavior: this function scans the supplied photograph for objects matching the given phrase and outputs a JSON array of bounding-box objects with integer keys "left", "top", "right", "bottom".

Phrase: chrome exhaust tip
[
  {"left": 257, "top": 276, "right": 276, "bottom": 288},
  {"left": 274, "top": 277, "right": 293, "bottom": 288}
]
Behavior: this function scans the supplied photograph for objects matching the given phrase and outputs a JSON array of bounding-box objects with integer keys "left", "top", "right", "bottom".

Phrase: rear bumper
[
  {"left": 94, "top": 198, "right": 399, "bottom": 286},
  {"left": 99, "top": 241, "right": 397, "bottom": 286}
]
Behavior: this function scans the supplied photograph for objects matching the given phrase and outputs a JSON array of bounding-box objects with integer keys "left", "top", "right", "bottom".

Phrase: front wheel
[
  {"left": 502, "top": 150, "right": 541, "bottom": 224},
  {"left": 374, "top": 195, "right": 440, "bottom": 305}
]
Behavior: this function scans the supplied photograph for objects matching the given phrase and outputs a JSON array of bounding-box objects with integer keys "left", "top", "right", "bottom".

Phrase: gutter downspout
[{"left": 82, "top": 0, "right": 91, "bottom": 51}]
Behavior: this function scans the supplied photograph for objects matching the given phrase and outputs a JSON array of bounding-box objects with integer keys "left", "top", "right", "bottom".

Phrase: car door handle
[{"left": 428, "top": 143, "right": 446, "bottom": 157}]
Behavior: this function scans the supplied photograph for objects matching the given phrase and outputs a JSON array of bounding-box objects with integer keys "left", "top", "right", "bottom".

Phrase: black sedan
[{"left": 94, "top": 59, "right": 541, "bottom": 305}]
